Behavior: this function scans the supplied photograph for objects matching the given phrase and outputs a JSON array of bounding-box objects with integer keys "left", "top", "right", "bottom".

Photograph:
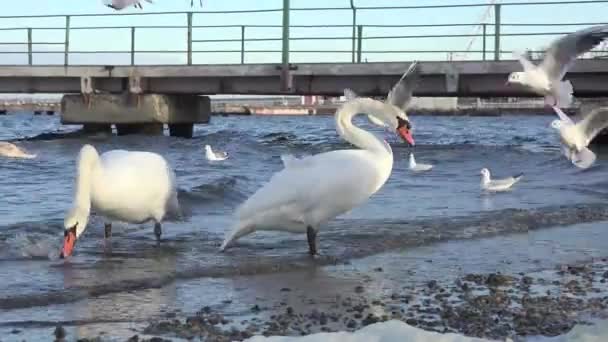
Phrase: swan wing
[
  {"left": 386, "top": 61, "right": 420, "bottom": 110},
  {"left": 237, "top": 150, "right": 383, "bottom": 225}
]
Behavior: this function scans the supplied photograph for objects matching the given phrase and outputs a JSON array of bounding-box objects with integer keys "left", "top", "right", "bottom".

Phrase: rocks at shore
[{"left": 136, "top": 258, "right": 608, "bottom": 341}]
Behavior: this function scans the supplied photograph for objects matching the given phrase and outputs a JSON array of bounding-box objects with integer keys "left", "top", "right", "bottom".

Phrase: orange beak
[
  {"left": 60, "top": 227, "right": 77, "bottom": 259},
  {"left": 397, "top": 126, "right": 415, "bottom": 146}
]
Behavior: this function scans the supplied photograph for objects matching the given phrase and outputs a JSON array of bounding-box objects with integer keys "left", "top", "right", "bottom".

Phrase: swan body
[
  {"left": 480, "top": 168, "right": 522, "bottom": 192},
  {"left": 408, "top": 153, "right": 433, "bottom": 172},
  {"left": 551, "top": 106, "right": 608, "bottom": 169},
  {"left": 221, "top": 96, "right": 415, "bottom": 255},
  {"left": 60, "top": 144, "right": 179, "bottom": 258},
  {"left": 0, "top": 142, "right": 36, "bottom": 159},
  {"left": 205, "top": 144, "right": 228, "bottom": 161},
  {"left": 103, "top": 0, "right": 153, "bottom": 10}
]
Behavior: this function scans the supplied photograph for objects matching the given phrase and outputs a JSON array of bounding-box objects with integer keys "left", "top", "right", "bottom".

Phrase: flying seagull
[
  {"left": 103, "top": 0, "right": 153, "bottom": 10},
  {"left": 507, "top": 25, "right": 608, "bottom": 108}
]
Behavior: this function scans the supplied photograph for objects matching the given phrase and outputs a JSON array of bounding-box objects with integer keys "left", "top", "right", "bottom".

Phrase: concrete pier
[{"left": 61, "top": 94, "right": 210, "bottom": 138}]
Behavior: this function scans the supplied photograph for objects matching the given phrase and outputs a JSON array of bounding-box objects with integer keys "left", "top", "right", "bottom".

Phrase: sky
[{"left": 0, "top": 0, "right": 605, "bottom": 65}]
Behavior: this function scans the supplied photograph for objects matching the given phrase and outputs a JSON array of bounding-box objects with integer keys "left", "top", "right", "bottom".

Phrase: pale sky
[{"left": 0, "top": 0, "right": 605, "bottom": 65}]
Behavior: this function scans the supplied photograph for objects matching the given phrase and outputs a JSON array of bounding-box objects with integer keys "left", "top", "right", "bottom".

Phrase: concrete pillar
[
  {"left": 82, "top": 124, "right": 112, "bottom": 134},
  {"left": 116, "top": 123, "right": 163, "bottom": 136},
  {"left": 61, "top": 94, "right": 210, "bottom": 137}
]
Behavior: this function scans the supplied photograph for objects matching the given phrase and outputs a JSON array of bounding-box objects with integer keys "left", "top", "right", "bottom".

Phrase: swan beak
[
  {"left": 397, "top": 117, "right": 415, "bottom": 146},
  {"left": 59, "top": 227, "right": 77, "bottom": 259}
]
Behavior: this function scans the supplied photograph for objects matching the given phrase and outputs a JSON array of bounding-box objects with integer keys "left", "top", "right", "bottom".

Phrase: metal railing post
[
  {"left": 27, "top": 28, "right": 32, "bottom": 65},
  {"left": 494, "top": 4, "right": 501, "bottom": 61},
  {"left": 357, "top": 25, "right": 363, "bottom": 63},
  {"left": 241, "top": 25, "right": 245, "bottom": 64},
  {"left": 281, "top": 0, "right": 290, "bottom": 91},
  {"left": 482, "top": 23, "right": 486, "bottom": 61},
  {"left": 64, "top": 16, "right": 70, "bottom": 66},
  {"left": 187, "top": 12, "right": 193, "bottom": 65},
  {"left": 350, "top": 0, "right": 357, "bottom": 63},
  {"left": 131, "top": 27, "right": 136, "bottom": 65}
]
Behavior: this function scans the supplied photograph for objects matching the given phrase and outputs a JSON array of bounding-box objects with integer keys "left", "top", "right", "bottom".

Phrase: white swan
[
  {"left": 102, "top": 0, "right": 152, "bottom": 10},
  {"left": 480, "top": 168, "right": 522, "bottom": 192},
  {"left": 551, "top": 106, "right": 608, "bottom": 169},
  {"left": 220, "top": 64, "right": 419, "bottom": 255},
  {"left": 507, "top": 25, "right": 608, "bottom": 107},
  {"left": 0, "top": 142, "right": 36, "bottom": 159},
  {"left": 408, "top": 153, "right": 433, "bottom": 172},
  {"left": 205, "top": 144, "right": 229, "bottom": 161},
  {"left": 60, "top": 144, "right": 179, "bottom": 258}
]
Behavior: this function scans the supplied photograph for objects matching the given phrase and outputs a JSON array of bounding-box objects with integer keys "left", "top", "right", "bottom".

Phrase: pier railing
[{"left": 0, "top": 0, "right": 606, "bottom": 66}]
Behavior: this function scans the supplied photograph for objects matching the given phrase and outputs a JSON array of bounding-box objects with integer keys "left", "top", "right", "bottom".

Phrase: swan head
[
  {"left": 396, "top": 115, "right": 414, "bottom": 146},
  {"left": 507, "top": 72, "right": 526, "bottom": 85},
  {"left": 60, "top": 206, "right": 89, "bottom": 258}
]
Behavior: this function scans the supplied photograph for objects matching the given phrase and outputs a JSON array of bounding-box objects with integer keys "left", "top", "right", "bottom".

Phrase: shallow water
[{"left": 1, "top": 112, "right": 608, "bottom": 340}]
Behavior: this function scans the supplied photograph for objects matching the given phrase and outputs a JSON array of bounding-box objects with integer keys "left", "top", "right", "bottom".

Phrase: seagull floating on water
[
  {"left": 220, "top": 63, "right": 419, "bottom": 256},
  {"left": 480, "top": 168, "right": 522, "bottom": 192},
  {"left": 103, "top": 0, "right": 153, "bottom": 10},
  {"left": 205, "top": 145, "right": 229, "bottom": 161},
  {"left": 507, "top": 25, "right": 608, "bottom": 108},
  {"left": 0, "top": 142, "right": 36, "bottom": 159},
  {"left": 60, "top": 144, "right": 179, "bottom": 258},
  {"left": 408, "top": 153, "right": 433, "bottom": 172},
  {"left": 550, "top": 106, "right": 608, "bottom": 169}
]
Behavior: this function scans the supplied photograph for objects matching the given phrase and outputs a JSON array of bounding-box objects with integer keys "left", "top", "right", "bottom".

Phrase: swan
[
  {"left": 0, "top": 142, "right": 36, "bottom": 159},
  {"left": 507, "top": 25, "right": 608, "bottom": 107},
  {"left": 60, "top": 144, "right": 179, "bottom": 258},
  {"left": 480, "top": 168, "right": 522, "bottom": 192},
  {"left": 220, "top": 63, "right": 419, "bottom": 255},
  {"left": 205, "top": 144, "right": 229, "bottom": 161},
  {"left": 551, "top": 106, "right": 608, "bottom": 169},
  {"left": 103, "top": 0, "right": 152, "bottom": 10},
  {"left": 408, "top": 153, "right": 433, "bottom": 172}
]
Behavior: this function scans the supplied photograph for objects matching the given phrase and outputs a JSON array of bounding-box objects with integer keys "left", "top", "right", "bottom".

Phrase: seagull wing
[
  {"left": 552, "top": 106, "right": 575, "bottom": 124},
  {"left": 539, "top": 25, "right": 608, "bottom": 80},
  {"left": 578, "top": 107, "right": 608, "bottom": 146},
  {"left": 386, "top": 61, "right": 420, "bottom": 110}
]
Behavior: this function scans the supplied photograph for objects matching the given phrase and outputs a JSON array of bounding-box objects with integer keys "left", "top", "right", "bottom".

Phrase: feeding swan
[{"left": 60, "top": 144, "right": 179, "bottom": 258}]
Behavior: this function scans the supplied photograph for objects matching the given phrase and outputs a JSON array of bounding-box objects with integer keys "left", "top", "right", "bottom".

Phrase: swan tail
[
  {"left": 220, "top": 220, "right": 256, "bottom": 252},
  {"left": 554, "top": 80, "right": 574, "bottom": 108}
]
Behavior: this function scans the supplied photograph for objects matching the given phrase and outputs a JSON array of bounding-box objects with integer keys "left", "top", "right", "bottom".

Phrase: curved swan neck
[
  {"left": 72, "top": 146, "right": 100, "bottom": 213},
  {"left": 409, "top": 154, "right": 416, "bottom": 167},
  {"left": 335, "top": 98, "right": 392, "bottom": 154}
]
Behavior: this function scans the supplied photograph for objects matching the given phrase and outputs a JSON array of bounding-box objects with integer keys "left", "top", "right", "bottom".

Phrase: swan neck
[
  {"left": 335, "top": 98, "right": 391, "bottom": 154},
  {"left": 73, "top": 152, "right": 98, "bottom": 213}
]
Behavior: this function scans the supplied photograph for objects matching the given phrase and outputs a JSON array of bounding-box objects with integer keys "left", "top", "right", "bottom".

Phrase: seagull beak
[
  {"left": 396, "top": 117, "right": 415, "bottom": 146},
  {"left": 59, "top": 226, "right": 77, "bottom": 259}
]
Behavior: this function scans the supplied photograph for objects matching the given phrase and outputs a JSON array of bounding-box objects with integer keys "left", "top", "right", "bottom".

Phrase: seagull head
[
  {"left": 506, "top": 72, "right": 525, "bottom": 86},
  {"left": 480, "top": 168, "right": 490, "bottom": 178},
  {"left": 550, "top": 120, "right": 563, "bottom": 130}
]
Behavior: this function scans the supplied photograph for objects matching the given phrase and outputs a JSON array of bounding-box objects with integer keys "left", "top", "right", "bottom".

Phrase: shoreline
[{"left": 26, "top": 257, "right": 607, "bottom": 342}]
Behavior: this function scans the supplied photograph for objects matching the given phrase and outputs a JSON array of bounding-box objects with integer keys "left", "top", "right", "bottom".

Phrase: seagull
[
  {"left": 480, "top": 168, "right": 522, "bottom": 192},
  {"left": 205, "top": 145, "right": 229, "bottom": 161},
  {"left": 220, "top": 63, "right": 419, "bottom": 256},
  {"left": 507, "top": 25, "right": 608, "bottom": 108},
  {"left": 0, "top": 142, "right": 36, "bottom": 159},
  {"left": 550, "top": 106, "right": 608, "bottom": 169},
  {"left": 408, "top": 153, "right": 433, "bottom": 172},
  {"left": 103, "top": 0, "right": 153, "bottom": 10}
]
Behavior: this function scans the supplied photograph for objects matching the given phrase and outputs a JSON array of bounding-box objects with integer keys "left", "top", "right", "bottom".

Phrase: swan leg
[
  {"left": 154, "top": 222, "right": 162, "bottom": 244},
  {"left": 306, "top": 226, "right": 318, "bottom": 256},
  {"left": 104, "top": 223, "right": 112, "bottom": 252}
]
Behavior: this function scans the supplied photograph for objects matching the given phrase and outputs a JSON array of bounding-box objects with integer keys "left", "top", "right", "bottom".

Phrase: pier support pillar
[
  {"left": 61, "top": 93, "right": 210, "bottom": 138},
  {"left": 82, "top": 124, "right": 112, "bottom": 134}
]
